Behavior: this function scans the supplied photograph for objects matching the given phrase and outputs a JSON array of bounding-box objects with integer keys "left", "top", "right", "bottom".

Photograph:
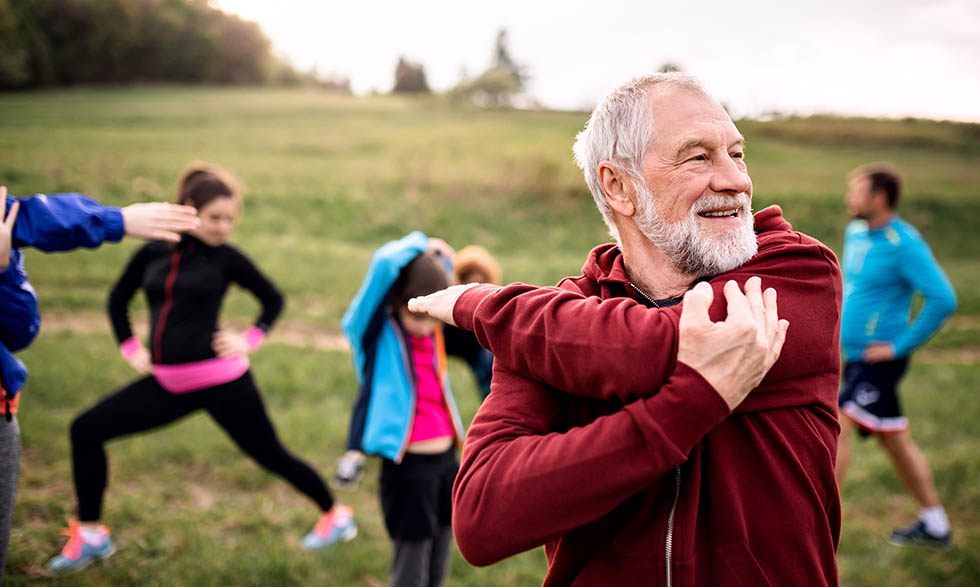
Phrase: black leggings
[{"left": 70, "top": 371, "right": 333, "bottom": 522}]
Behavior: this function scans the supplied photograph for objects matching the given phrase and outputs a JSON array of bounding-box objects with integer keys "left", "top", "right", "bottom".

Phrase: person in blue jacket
[
  {"left": 0, "top": 185, "right": 197, "bottom": 578},
  {"left": 834, "top": 164, "right": 958, "bottom": 548},
  {"left": 338, "top": 232, "right": 465, "bottom": 587}
]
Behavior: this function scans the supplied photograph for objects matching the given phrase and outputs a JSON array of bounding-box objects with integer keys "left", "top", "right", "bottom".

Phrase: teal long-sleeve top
[{"left": 840, "top": 215, "right": 957, "bottom": 362}]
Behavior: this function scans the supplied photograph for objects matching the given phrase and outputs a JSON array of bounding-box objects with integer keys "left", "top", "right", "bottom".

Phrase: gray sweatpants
[
  {"left": 390, "top": 525, "right": 452, "bottom": 587},
  {"left": 0, "top": 416, "right": 20, "bottom": 583}
]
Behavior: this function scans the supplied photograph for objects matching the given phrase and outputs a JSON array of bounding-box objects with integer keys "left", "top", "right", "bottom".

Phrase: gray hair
[{"left": 573, "top": 73, "right": 709, "bottom": 243}]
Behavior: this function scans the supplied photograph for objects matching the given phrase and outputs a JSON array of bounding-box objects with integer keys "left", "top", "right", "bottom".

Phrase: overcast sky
[{"left": 217, "top": 0, "right": 980, "bottom": 121}]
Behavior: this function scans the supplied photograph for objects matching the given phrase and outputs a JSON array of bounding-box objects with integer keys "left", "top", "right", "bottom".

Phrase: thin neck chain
[{"left": 629, "top": 283, "right": 661, "bottom": 308}]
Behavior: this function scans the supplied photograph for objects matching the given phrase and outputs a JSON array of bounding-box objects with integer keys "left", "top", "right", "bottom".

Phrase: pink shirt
[{"left": 408, "top": 334, "right": 454, "bottom": 443}]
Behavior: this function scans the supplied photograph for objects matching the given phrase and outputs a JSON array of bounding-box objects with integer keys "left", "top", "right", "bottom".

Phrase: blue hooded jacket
[
  {"left": 341, "top": 232, "right": 465, "bottom": 462},
  {"left": 1, "top": 194, "right": 124, "bottom": 398}
]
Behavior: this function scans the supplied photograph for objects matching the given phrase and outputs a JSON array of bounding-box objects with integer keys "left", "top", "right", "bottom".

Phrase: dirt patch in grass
[{"left": 40, "top": 311, "right": 349, "bottom": 352}]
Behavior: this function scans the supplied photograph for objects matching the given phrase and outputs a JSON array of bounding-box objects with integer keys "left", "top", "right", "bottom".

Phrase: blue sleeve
[
  {"left": 7, "top": 193, "right": 125, "bottom": 251},
  {"left": 0, "top": 251, "right": 38, "bottom": 396},
  {"left": 0, "top": 249, "right": 40, "bottom": 352},
  {"left": 341, "top": 231, "right": 428, "bottom": 381},
  {"left": 893, "top": 235, "right": 957, "bottom": 357}
]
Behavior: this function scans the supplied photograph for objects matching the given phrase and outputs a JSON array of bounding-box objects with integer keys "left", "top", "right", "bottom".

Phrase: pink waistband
[{"left": 152, "top": 356, "right": 250, "bottom": 394}]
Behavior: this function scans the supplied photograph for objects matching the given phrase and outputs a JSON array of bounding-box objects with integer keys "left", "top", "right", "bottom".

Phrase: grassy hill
[{"left": 1, "top": 87, "right": 978, "bottom": 585}]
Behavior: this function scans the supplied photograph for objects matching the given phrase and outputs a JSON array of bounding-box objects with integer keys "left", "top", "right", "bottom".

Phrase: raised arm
[
  {"left": 4, "top": 190, "right": 196, "bottom": 252},
  {"left": 414, "top": 234, "right": 838, "bottom": 405}
]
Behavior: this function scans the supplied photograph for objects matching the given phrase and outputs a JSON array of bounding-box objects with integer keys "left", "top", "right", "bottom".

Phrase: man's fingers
[
  {"left": 406, "top": 296, "right": 428, "bottom": 314},
  {"left": 722, "top": 280, "right": 751, "bottom": 326},
  {"left": 772, "top": 319, "right": 790, "bottom": 362},
  {"left": 744, "top": 276, "right": 764, "bottom": 325},
  {"left": 3, "top": 200, "right": 19, "bottom": 226},
  {"left": 763, "top": 287, "right": 779, "bottom": 340},
  {"left": 680, "top": 281, "right": 714, "bottom": 328}
]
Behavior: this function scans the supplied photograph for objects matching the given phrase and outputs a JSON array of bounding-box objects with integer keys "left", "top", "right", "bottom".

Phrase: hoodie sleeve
[
  {"left": 7, "top": 194, "right": 125, "bottom": 251},
  {"left": 453, "top": 233, "right": 842, "bottom": 405},
  {"left": 453, "top": 360, "right": 730, "bottom": 566}
]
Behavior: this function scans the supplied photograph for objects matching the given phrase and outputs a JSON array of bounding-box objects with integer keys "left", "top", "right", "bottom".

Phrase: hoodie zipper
[
  {"left": 666, "top": 465, "right": 681, "bottom": 587},
  {"left": 153, "top": 250, "right": 182, "bottom": 363},
  {"left": 629, "top": 283, "right": 661, "bottom": 308}
]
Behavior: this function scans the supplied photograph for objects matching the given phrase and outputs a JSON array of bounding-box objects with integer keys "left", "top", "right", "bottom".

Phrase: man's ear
[{"left": 598, "top": 161, "right": 637, "bottom": 217}]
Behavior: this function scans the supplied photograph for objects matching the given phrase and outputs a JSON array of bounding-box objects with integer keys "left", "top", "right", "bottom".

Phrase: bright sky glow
[{"left": 218, "top": 0, "right": 980, "bottom": 121}]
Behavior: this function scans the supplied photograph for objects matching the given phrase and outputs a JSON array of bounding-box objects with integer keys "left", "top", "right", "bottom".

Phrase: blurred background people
[
  {"left": 338, "top": 232, "right": 464, "bottom": 587},
  {"left": 836, "top": 163, "right": 958, "bottom": 548},
  {"left": 1, "top": 186, "right": 198, "bottom": 581},
  {"left": 45, "top": 164, "right": 353, "bottom": 574}
]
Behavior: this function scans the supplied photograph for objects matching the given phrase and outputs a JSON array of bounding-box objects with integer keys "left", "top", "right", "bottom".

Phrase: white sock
[
  {"left": 919, "top": 506, "right": 950, "bottom": 536},
  {"left": 79, "top": 526, "right": 107, "bottom": 546}
]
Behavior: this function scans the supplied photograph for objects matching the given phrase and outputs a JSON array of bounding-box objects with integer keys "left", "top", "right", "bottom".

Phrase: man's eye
[
  {"left": 731, "top": 152, "right": 744, "bottom": 159},
  {"left": 688, "top": 154, "right": 707, "bottom": 162}
]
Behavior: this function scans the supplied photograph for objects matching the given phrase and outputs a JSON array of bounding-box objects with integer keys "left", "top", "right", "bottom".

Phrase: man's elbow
[
  {"left": 452, "top": 499, "right": 503, "bottom": 566},
  {"left": 452, "top": 479, "right": 514, "bottom": 567}
]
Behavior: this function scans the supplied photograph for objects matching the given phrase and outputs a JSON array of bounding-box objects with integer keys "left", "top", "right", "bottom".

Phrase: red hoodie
[{"left": 451, "top": 206, "right": 842, "bottom": 586}]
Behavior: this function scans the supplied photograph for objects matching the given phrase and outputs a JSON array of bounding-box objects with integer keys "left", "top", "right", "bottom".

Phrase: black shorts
[
  {"left": 838, "top": 359, "right": 909, "bottom": 437},
  {"left": 380, "top": 448, "right": 458, "bottom": 541}
]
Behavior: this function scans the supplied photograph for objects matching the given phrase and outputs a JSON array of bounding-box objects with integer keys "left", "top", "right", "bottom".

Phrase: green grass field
[{"left": 1, "top": 87, "right": 978, "bottom": 585}]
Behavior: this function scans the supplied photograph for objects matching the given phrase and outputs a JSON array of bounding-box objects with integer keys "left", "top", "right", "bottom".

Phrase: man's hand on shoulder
[{"left": 677, "top": 277, "right": 789, "bottom": 410}]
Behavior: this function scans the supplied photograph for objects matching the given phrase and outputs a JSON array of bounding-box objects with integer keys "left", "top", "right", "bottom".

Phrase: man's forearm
[{"left": 453, "top": 363, "right": 728, "bottom": 566}]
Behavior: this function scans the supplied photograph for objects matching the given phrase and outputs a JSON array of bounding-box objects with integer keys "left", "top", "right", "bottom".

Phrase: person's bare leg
[
  {"left": 836, "top": 417, "right": 855, "bottom": 488},
  {"left": 876, "top": 430, "right": 940, "bottom": 508}
]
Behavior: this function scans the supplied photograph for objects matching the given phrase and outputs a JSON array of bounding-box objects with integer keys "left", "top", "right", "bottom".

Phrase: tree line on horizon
[
  {"left": 0, "top": 0, "right": 344, "bottom": 90},
  {"left": 0, "top": 1, "right": 532, "bottom": 107}
]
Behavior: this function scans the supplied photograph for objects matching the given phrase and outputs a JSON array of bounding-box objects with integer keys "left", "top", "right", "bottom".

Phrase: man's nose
[{"left": 710, "top": 155, "right": 751, "bottom": 195}]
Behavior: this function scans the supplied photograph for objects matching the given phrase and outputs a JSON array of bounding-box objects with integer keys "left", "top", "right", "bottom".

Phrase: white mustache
[{"left": 691, "top": 193, "right": 751, "bottom": 215}]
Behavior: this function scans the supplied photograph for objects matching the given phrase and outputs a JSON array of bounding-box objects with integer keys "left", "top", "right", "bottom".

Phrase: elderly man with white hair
[{"left": 409, "top": 73, "right": 842, "bottom": 586}]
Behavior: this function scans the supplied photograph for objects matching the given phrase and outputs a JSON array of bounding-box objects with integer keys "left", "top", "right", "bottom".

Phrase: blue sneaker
[
  {"left": 888, "top": 520, "right": 951, "bottom": 549},
  {"left": 302, "top": 505, "right": 357, "bottom": 549},
  {"left": 46, "top": 521, "right": 115, "bottom": 573}
]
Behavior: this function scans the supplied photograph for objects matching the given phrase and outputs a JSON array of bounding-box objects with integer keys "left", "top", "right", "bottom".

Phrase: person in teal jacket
[
  {"left": 835, "top": 163, "right": 957, "bottom": 548},
  {"left": 340, "top": 231, "right": 465, "bottom": 462},
  {"left": 339, "top": 231, "right": 465, "bottom": 587}
]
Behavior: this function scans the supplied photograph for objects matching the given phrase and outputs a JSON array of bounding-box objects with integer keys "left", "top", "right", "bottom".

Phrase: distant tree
[
  {"left": 658, "top": 62, "right": 682, "bottom": 73},
  {"left": 392, "top": 56, "right": 430, "bottom": 93},
  {"left": 492, "top": 29, "right": 525, "bottom": 89},
  {"left": 451, "top": 28, "right": 528, "bottom": 107}
]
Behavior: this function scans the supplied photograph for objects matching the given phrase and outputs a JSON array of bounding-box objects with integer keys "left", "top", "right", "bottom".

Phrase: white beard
[{"left": 633, "top": 184, "right": 758, "bottom": 277}]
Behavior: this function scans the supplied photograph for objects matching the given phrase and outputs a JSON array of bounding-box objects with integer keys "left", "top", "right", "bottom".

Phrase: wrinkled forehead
[{"left": 646, "top": 87, "right": 742, "bottom": 152}]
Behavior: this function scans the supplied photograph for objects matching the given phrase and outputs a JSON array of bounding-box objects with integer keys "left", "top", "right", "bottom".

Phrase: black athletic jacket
[{"left": 108, "top": 234, "right": 283, "bottom": 364}]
